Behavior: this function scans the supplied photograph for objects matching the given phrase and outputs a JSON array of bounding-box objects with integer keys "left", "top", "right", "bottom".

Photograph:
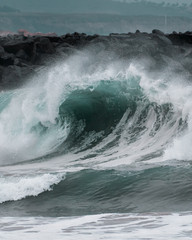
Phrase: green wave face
[
  {"left": 0, "top": 48, "right": 191, "bottom": 219},
  {"left": 0, "top": 65, "right": 183, "bottom": 166},
  {"left": 1, "top": 166, "right": 192, "bottom": 217},
  {"left": 59, "top": 81, "right": 129, "bottom": 132},
  {"left": 57, "top": 80, "right": 138, "bottom": 151}
]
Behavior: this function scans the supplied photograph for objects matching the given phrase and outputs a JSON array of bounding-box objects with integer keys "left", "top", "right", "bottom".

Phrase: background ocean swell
[
  {"left": 0, "top": 38, "right": 192, "bottom": 218},
  {"left": 1, "top": 167, "right": 192, "bottom": 217}
]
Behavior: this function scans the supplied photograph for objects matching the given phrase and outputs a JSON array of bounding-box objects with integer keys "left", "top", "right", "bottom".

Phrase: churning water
[{"left": 0, "top": 37, "right": 192, "bottom": 239}]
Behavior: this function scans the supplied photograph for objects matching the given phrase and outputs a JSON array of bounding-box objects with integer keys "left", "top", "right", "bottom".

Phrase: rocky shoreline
[{"left": 0, "top": 30, "right": 192, "bottom": 89}]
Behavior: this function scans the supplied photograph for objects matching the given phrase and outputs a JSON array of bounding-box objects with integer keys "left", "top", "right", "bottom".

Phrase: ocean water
[{"left": 0, "top": 39, "right": 192, "bottom": 239}]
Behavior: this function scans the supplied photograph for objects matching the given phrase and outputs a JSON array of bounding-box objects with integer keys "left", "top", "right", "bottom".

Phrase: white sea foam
[
  {"left": 0, "top": 49, "right": 191, "bottom": 168},
  {"left": 0, "top": 173, "right": 65, "bottom": 203},
  {"left": 0, "top": 212, "right": 192, "bottom": 240},
  {"left": 0, "top": 87, "right": 70, "bottom": 165},
  {"left": 0, "top": 52, "right": 130, "bottom": 166},
  {"left": 133, "top": 63, "right": 192, "bottom": 162}
]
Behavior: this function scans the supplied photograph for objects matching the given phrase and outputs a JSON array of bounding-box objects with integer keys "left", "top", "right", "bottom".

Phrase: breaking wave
[{"left": 0, "top": 47, "right": 192, "bottom": 213}]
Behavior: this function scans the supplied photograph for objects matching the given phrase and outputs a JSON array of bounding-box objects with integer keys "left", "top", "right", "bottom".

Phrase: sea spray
[
  {"left": 0, "top": 173, "right": 65, "bottom": 203},
  {"left": 0, "top": 43, "right": 192, "bottom": 227}
]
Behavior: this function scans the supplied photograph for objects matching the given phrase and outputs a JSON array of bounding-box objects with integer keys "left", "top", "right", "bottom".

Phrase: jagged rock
[
  {"left": 152, "top": 29, "right": 164, "bottom": 36},
  {"left": 0, "top": 52, "right": 15, "bottom": 66},
  {"left": 35, "top": 37, "right": 55, "bottom": 54},
  {"left": 0, "top": 65, "right": 35, "bottom": 89},
  {"left": 0, "top": 32, "right": 191, "bottom": 90},
  {"left": 168, "top": 33, "right": 192, "bottom": 45},
  {"left": 3, "top": 39, "right": 34, "bottom": 58},
  {"left": 16, "top": 49, "right": 29, "bottom": 60},
  {"left": 0, "top": 46, "right": 5, "bottom": 54},
  {"left": 185, "top": 31, "right": 192, "bottom": 35}
]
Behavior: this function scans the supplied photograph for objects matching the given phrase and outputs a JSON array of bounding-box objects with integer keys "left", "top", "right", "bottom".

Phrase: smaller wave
[
  {"left": 1, "top": 167, "right": 192, "bottom": 217},
  {"left": 0, "top": 173, "right": 65, "bottom": 203}
]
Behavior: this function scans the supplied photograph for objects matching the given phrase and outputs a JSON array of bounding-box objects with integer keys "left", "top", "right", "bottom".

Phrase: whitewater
[{"left": 0, "top": 34, "right": 192, "bottom": 239}]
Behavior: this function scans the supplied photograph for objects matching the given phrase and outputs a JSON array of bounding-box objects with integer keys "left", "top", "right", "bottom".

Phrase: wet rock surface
[{"left": 0, "top": 30, "right": 192, "bottom": 89}]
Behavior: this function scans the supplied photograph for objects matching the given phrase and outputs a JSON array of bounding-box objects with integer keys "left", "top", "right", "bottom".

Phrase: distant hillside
[
  {"left": 0, "top": 0, "right": 191, "bottom": 35},
  {"left": 0, "top": 0, "right": 191, "bottom": 18},
  {"left": 113, "top": 0, "right": 192, "bottom": 7},
  {"left": 0, "top": 12, "right": 192, "bottom": 35},
  {"left": 0, "top": 5, "right": 19, "bottom": 12}
]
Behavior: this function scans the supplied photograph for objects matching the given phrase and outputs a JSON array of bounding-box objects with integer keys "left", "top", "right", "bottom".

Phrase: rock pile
[{"left": 0, "top": 30, "right": 192, "bottom": 89}]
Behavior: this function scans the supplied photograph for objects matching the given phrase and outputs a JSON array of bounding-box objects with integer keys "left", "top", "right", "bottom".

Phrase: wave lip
[{"left": 0, "top": 173, "right": 65, "bottom": 203}]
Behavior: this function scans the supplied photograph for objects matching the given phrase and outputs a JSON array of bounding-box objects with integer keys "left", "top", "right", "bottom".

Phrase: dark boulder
[
  {"left": 0, "top": 52, "right": 15, "bottom": 66},
  {"left": 0, "top": 65, "right": 35, "bottom": 89},
  {"left": 0, "top": 46, "right": 5, "bottom": 54},
  {"left": 168, "top": 33, "right": 192, "bottom": 45},
  {"left": 0, "top": 31, "right": 192, "bottom": 90},
  {"left": 16, "top": 49, "right": 29, "bottom": 60},
  {"left": 3, "top": 39, "right": 34, "bottom": 56},
  {"left": 152, "top": 29, "right": 165, "bottom": 36},
  {"left": 34, "top": 37, "right": 55, "bottom": 54}
]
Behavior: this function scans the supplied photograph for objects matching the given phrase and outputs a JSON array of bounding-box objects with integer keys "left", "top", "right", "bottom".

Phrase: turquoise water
[{"left": 0, "top": 48, "right": 192, "bottom": 239}]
